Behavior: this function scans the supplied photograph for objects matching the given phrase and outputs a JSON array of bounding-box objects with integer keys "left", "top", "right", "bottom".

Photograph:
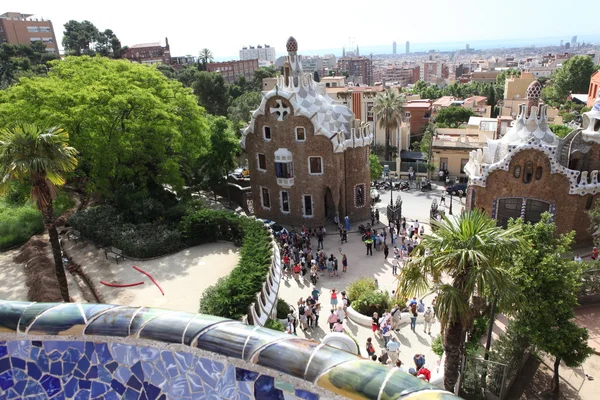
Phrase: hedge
[
  {"left": 198, "top": 217, "right": 272, "bottom": 320},
  {"left": 69, "top": 205, "right": 184, "bottom": 258},
  {"left": 347, "top": 277, "right": 393, "bottom": 316}
]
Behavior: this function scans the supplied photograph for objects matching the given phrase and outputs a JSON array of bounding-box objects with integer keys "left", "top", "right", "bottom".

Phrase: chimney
[{"left": 165, "top": 37, "right": 169, "bottom": 49}]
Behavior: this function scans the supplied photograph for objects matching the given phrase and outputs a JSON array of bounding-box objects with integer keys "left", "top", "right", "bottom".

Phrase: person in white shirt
[
  {"left": 574, "top": 255, "right": 583, "bottom": 262},
  {"left": 386, "top": 337, "right": 400, "bottom": 362}
]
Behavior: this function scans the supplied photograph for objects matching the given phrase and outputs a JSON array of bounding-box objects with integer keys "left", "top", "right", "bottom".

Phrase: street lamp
[{"left": 448, "top": 192, "right": 453, "bottom": 215}]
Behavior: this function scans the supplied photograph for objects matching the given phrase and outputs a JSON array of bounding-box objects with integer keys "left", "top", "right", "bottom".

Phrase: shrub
[
  {"left": 0, "top": 191, "right": 75, "bottom": 250},
  {"left": 431, "top": 334, "right": 444, "bottom": 357},
  {"left": 346, "top": 277, "right": 377, "bottom": 304},
  {"left": 276, "top": 299, "right": 291, "bottom": 319},
  {"left": 180, "top": 209, "right": 246, "bottom": 246},
  {"left": 351, "top": 290, "right": 393, "bottom": 316},
  {"left": 198, "top": 218, "right": 272, "bottom": 319},
  {"left": 264, "top": 319, "right": 285, "bottom": 332}
]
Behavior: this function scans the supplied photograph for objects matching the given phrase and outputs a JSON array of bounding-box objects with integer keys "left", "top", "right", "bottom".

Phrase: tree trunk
[
  {"left": 385, "top": 128, "right": 390, "bottom": 161},
  {"left": 551, "top": 357, "right": 561, "bottom": 394},
  {"left": 443, "top": 319, "right": 464, "bottom": 392},
  {"left": 37, "top": 180, "right": 70, "bottom": 302}
]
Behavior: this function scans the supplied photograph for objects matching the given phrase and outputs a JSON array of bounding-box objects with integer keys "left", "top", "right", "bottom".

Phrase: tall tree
[
  {"left": 0, "top": 42, "right": 57, "bottom": 88},
  {"left": 373, "top": 89, "right": 404, "bottom": 161},
  {"left": 508, "top": 215, "right": 593, "bottom": 394},
  {"left": 369, "top": 153, "right": 383, "bottom": 180},
  {"left": 435, "top": 106, "right": 476, "bottom": 128},
  {"left": 95, "top": 29, "right": 125, "bottom": 59},
  {"left": 199, "top": 48, "right": 214, "bottom": 70},
  {"left": 192, "top": 71, "right": 231, "bottom": 116},
  {"left": 62, "top": 20, "right": 100, "bottom": 56},
  {"left": 553, "top": 55, "right": 599, "bottom": 98},
  {"left": 0, "top": 56, "right": 210, "bottom": 201},
  {"left": 0, "top": 124, "right": 78, "bottom": 302},
  {"left": 227, "top": 91, "right": 261, "bottom": 130},
  {"left": 252, "top": 66, "right": 278, "bottom": 91},
  {"left": 397, "top": 210, "right": 524, "bottom": 392}
]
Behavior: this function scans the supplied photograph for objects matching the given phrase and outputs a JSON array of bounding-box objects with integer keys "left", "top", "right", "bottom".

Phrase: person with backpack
[
  {"left": 366, "top": 337, "right": 376, "bottom": 357},
  {"left": 423, "top": 306, "right": 435, "bottom": 335},
  {"left": 391, "top": 304, "right": 401, "bottom": 331}
]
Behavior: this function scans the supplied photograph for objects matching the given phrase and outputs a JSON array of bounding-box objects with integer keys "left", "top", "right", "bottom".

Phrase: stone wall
[
  {"left": 471, "top": 149, "right": 599, "bottom": 244},
  {"left": 0, "top": 301, "right": 459, "bottom": 400}
]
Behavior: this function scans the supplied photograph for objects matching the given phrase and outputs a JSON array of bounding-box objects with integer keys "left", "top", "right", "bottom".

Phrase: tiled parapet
[{"left": 0, "top": 301, "right": 459, "bottom": 399}]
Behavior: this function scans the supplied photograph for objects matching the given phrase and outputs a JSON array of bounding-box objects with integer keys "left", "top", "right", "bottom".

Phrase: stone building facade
[
  {"left": 465, "top": 81, "right": 600, "bottom": 244},
  {"left": 241, "top": 37, "right": 373, "bottom": 226}
]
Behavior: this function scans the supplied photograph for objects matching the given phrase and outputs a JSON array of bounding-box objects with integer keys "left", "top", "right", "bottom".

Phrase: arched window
[
  {"left": 514, "top": 165, "right": 521, "bottom": 178},
  {"left": 535, "top": 166, "right": 543, "bottom": 180},
  {"left": 523, "top": 162, "right": 533, "bottom": 183}
]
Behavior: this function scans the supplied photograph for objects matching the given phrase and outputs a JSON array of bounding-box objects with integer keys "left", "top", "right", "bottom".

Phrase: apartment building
[
  {"left": 239, "top": 44, "right": 276, "bottom": 64},
  {"left": 337, "top": 56, "right": 373, "bottom": 85},
  {"left": 0, "top": 12, "right": 58, "bottom": 54},
  {"left": 206, "top": 59, "right": 259, "bottom": 84},
  {"left": 123, "top": 39, "right": 171, "bottom": 65}
]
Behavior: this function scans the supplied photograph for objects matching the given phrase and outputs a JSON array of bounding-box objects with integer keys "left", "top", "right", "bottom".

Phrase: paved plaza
[{"left": 277, "top": 183, "right": 458, "bottom": 373}]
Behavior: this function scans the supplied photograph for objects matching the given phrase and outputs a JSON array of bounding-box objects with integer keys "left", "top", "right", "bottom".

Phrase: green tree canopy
[
  {"left": 435, "top": 106, "right": 476, "bottom": 128},
  {"left": 252, "top": 66, "right": 278, "bottom": 91},
  {"left": 227, "top": 91, "right": 261, "bottom": 131},
  {"left": 369, "top": 153, "right": 383, "bottom": 180},
  {"left": 508, "top": 215, "right": 593, "bottom": 393},
  {"left": 0, "top": 42, "right": 57, "bottom": 88},
  {"left": 553, "top": 55, "right": 598, "bottom": 98},
  {"left": 0, "top": 56, "right": 210, "bottom": 201},
  {"left": 62, "top": 20, "right": 124, "bottom": 58},
  {"left": 192, "top": 71, "right": 231, "bottom": 116}
]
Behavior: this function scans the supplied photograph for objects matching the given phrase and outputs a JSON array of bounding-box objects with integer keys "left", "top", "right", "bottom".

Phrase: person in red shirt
[
  {"left": 293, "top": 263, "right": 301, "bottom": 279},
  {"left": 417, "top": 367, "right": 431, "bottom": 382},
  {"left": 592, "top": 247, "right": 599, "bottom": 261}
]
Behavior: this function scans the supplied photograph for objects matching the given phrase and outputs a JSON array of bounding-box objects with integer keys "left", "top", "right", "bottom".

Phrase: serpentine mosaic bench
[{"left": 0, "top": 301, "right": 458, "bottom": 399}]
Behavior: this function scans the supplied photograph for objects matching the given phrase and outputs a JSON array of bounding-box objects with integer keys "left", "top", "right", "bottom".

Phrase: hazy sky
[{"left": 7, "top": 0, "right": 600, "bottom": 59}]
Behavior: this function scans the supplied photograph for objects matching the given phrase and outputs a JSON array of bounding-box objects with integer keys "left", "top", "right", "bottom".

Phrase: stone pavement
[{"left": 277, "top": 224, "right": 443, "bottom": 374}]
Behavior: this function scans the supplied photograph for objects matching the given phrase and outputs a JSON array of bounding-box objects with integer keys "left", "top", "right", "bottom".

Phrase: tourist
[
  {"left": 593, "top": 247, "right": 599, "bottom": 260},
  {"left": 305, "top": 302, "right": 314, "bottom": 329},
  {"left": 371, "top": 355, "right": 378, "bottom": 362},
  {"left": 333, "top": 215, "right": 339, "bottom": 230},
  {"left": 375, "top": 209, "right": 380, "bottom": 223},
  {"left": 440, "top": 192, "right": 446, "bottom": 205},
  {"left": 432, "top": 296, "right": 437, "bottom": 313},
  {"left": 333, "top": 256, "right": 339, "bottom": 277},
  {"left": 333, "top": 319, "right": 344, "bottom": 332},
  {"left": 394, "top": 360, "right": 406, "bottom": 372},
  {"left": 386, "top": 337, "right": 400, "bottom": 362},
  {"left": 330, "top": 289, "right": 338, "bottom": 307},
  {"left": 341, "top": 251, "right": 348, "bottom": 273},
  {"left": 439, "top": 169, "right": 444, "bottom": 182},
  {"left": 417, "top": 298, "right": 425, "bottom": 313},
  {"left": 413, "top": 354, "right": 426, "bottom": 370},
  {"left": 371, "top": 209, "right": 375, "bottom": 226},
  {"left": 384, "top": 243, "right": 389, "bottom": 259},
  {"left": 366, "top": 337, "right": 376, "bottom": 357},
  {"left": 392, "top": 257, "right": 399, "bottom": 276},
  {"left": 313, "top": 303, "right": 321, "bottom": 325},
  {"left": 408, "top": 368, "right": 417, "bottom": 376},
  {"left": 341, "top": 291, "right": 348, "bottom": 310},
  {"left": 371, "top": 312, "right": 380, "bottom": 337},
  {"left": 326, "top": 256, "right": 334, "bottom": 277},
  {"left": 293, "top": 263, "right": 301, "bottom": 280},
  {"left": 391, "top": 304, "right": 401, "bottom": 331},
  {"left": 574, "top": 254, "right": 583, "bottom": 262},
  {"left": 345, "top": 215, "right": 350, "bottom": 231},
  {"left": 419, "top": 225, "right": 425, "bottom": 236},
  {"left": 378, "top": 351, "right": 391, "bottom": 365},
  {"left": 423, "top": 306, "right": 435, "bottom": 335},
  {"left": 327, "top": 309, "right": 338, "bottom": 331},
  {"left": 336, "top": 305, "right": 345, "bottom": 323},
  {"left": 382, "top": 321, "right": 392, "bottom": 346},
  {"left": 409, "top": 303, "right": 418, "bottom": 332},
  {"left": 382, "top": 227, "right": 387, "bottom": 244},
  {"left": 317, "top": 227, "right": 324, "bottom": 251},
  {"left": 417, "top": 366, "right": 431, "bottom": 382}
]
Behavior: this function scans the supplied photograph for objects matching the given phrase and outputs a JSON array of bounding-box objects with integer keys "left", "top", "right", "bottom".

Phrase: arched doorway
[{"left": 324, "top": 187, "right": 336, "bottom": 220}]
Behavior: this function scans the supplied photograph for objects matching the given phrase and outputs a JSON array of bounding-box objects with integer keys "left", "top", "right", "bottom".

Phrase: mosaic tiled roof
[{"left": 0, "top": 300, "right": 459, "bottom": 400}]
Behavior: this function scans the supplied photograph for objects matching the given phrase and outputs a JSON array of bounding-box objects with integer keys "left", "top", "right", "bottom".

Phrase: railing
[{"left": 247, "top": 240, "right": 282, "bottom": 326}]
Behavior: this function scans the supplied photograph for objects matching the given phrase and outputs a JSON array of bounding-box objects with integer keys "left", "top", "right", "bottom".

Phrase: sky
[{"left": 7, "top": 0, "right": 600, "bottom": 60}]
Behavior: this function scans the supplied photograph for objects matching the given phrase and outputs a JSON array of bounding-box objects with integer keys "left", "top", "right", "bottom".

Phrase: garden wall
[{"left": 0, "top": 301, "right": 459, "bottom": 399}]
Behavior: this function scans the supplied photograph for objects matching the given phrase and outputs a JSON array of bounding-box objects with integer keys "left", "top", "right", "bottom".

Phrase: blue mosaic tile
[
  {"left": 143, "top": 382, "right": 161, "bottom": 400},
  {"left": 110, "top": 379, "right": 126, "bottom": 395},
  {"left": 123, "top": 387, "right": 140, "bottom": 400},
  {"left": 64, "top": 377, "right": 78, "bottom": 398},
  {"left": 105, "top": 361, "right": 118, "bottom": 373},
  {"left": 103, "top": 390, "right": 121, "bottom": 400},
  {"left": 254, "top": 375, "right": 284, "bottom": 400},
  {"left": 0, "top": 344, "right": 7, "bottom": 358},
  {"left": 238, "top": 380, "right": 253, "bottom": 398},
  {"left": 63, "top": 362, "right": 76, "bottom": 375},
  {"left": 86, "top": 365, "right": 98, "bottom": 380},
  {"left": 109, "top": 343, "right": 140, "bottom": 367},
  {"left": 95, "top": 343, "right": 112, "bottom": 364},
  {"left": 91, "top": 381, "right": 109, "bottom": 398},
  {"left": 216, "top": 365, "right": 236, "bottom": 398},
  {"left": 26, "top": 361, "right": 42, "bottom": 380},
  {"left": 5, "top": 388, "right": 20, "bottom": 399},
  {"left": 174, "top": 351, "right": 193, "bottom": 372},
  {"left": 33, "top": 349, "right": 49, "bottom": 372},
  {"left": 40, "top": 374, "right": 61, "bottom": 397},
  {"left": 196, "top": 358, "right": 224, "bottom": 389},
  {"left": 166, "top": 375, "right": 190, "bottom": 397},
  {"left": 31, "top": 341, "right": 42, "bottom": 348},
  {"left": 0, "top": 369, "right": 14, "bottom": 391},
  {"left": 11, "top": 357, "right": 25, "bottom": 370},
  {"left": 131, "top": 360, "right": 144, "bottom": 382},
  {"left": 139, "top": 346, "right": 160, "bottom": 362},
  {"left": 126, "top": 374, "right": 142, "bottom": 391},
  {"left": 11, "top": 369, "right": 26, "bottom": 382},
  {"left": 13, "top": 379, "right": 26, "bottom": 395},
  {"left": 0, "top": 357, "right": 10, "bottom": 374},
  {"left": 149, "top": 370, "right": 166, "bottom": 388},
  {"left": 43, "top": 341, "right": 70, "bottom": 355},
  {"left": 81, "top": 379, "right": 92, "bottom": 390},
  {"left": 63, "top": 347, "right": 81, "bottom": 363},
  {"left": 295, "top": 389, "right": 319, "bottom": 400},
  {"left": 97, "top": 365, "right": 112, "bottom": 384},
  {"left": 84, "top": 342, "right": 95, "bottom": 359},
  {"left": 48, "top": 350, "right": 62, "bottom": 362},
  {"left": 7, "top": 340, "right": 30, "bottom": 359},
  {"left": 187, "top": 372, "right": 203, "bottom": 393},
  {"left": 114, "top": 365, "right": 132, "bottom": 385},
  {"left": 76, "top": 356, "right": 91, "bottom": 375},
  {"left": 74, "top": 388, "right": 90, "bottom": 400},
  {"left": 160, "top": 351, "right": 178, "bottom": 378},
  {"left": 236, "top": 367, "right": 259, "bottom": 382},
  {"left": 50, "top": 361, "right": 62, "bottom": 375},
  {"left": 23, "top": 379, "right": 41, "bottom": 396},
  {"left": 141, "top": 361, "right": 153, "bottom": 377}
]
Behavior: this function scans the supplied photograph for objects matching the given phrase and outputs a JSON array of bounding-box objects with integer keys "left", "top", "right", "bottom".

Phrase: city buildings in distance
[
  {"left": 0, "top": 11, "right": 58, "bottom": 54},
  {"left": 123, "top": 38, "right": 171, "bottom": 65},
  {"left": 240, "top": 44, "right": 276, "bottom": 67},
  {"left": 207, "top": 59, "right": 259, "bottom": 84}
]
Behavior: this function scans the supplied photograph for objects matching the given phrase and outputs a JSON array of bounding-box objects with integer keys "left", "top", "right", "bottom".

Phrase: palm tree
[
  {"left": 199, "top": 48, "right": 214, "bottom": 70},
  {"left": 372, "top": 89, "right": 404, "bottom": 161},
  {"left": 396, "top": 210, "right": 524, "bottom": 393},
  {"left": 0, "top": 124, "right": 78, "bottom": 302}
]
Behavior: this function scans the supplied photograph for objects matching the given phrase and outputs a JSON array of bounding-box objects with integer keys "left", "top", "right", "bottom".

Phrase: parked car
[
  {"left": 445, "top": 183, "right": 467, "bottom": 195},
  {"left": 257, "top": 219, "right": 289, "bottom": 235},
  {"left": 370, "top": 188, "right": 380, "bottom": 202}
]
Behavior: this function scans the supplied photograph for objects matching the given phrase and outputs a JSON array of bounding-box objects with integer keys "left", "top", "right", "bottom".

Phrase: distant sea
[{"left": 215, "top": 34, "right": 600, "bottom": 61}]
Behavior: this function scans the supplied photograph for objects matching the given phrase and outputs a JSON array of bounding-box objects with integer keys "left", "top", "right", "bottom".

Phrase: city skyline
[{"left": 5, "top": 0, "right": 600, "bottom": 60}]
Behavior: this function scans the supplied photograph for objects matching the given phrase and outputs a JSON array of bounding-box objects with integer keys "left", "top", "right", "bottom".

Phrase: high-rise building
[
  {"left": 393, "top": 41, "right": 397, "bottom": 54},
  {"left": 466, "top": 43, "right": 470, "bottom": 51},
  {"left": 571, "top": 36, "right": 578, "bottom": 45},
  {"left": 239, "top": 45, "right": 276, "bottom": 65},
  {"left": 337, "top": 56, "right": 373, "bottom": 85},
  {"left": 0, "top": 12, "right": 58, "bottom": 54},
  {"left": 406, "top": 41, "right": 410, "bottom": 54}
]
